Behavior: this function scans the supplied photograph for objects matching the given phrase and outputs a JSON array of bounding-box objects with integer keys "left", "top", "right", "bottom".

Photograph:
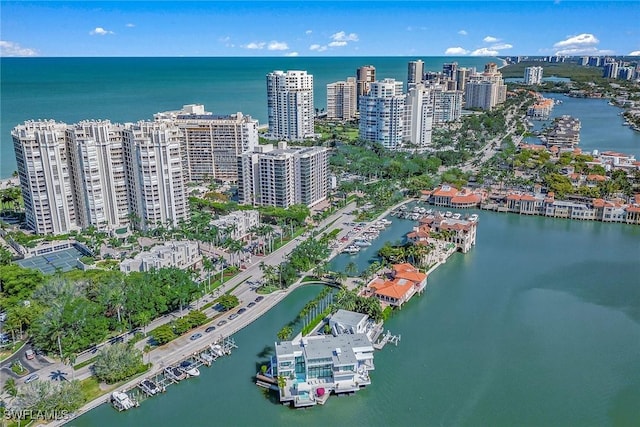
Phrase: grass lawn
[
  {"left": 0, "top": 341, "right": 25, "bottom": 363},
  {"left": 74, "top": 356, "right": 97, "bottom": 370}
]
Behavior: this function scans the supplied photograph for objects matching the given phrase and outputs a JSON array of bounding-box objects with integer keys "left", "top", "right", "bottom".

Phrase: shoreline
[{"left": 51, "top": 198, "right": 455, "bottom": 425}]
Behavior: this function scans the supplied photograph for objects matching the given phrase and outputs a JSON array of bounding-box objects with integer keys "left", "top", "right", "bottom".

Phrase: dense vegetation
[
  {"left": 93, "top": 342, "right": 147, "bottom": 384},
  {"left": 0, "top": 265, "right": 200, "bottom": 360}
]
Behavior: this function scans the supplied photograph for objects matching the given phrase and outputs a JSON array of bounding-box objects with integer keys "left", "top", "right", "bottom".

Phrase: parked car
[
  {"left": 238, "top": 308, "right": 247, "bottom": 314},
  {"left": 189, "top": 333, "right": 202, "bottom": 341},
  {"left": 205, "top": 326, "right": 216, "bottom": 333},
  {"left": 254, "top": 296, "right": 264, "bottom": 302},
  {"left": 25, "top": 349, "right": 35, "bottom": 360},
  {"left": 217, "top": 320, "right": 227, "bottom": 327},
  {"left": 228, "top": 313, "right": 239, "bottom": 320},
  {"left": 247, "top": 302, "right": 256, "bottom": 308},
  {"left": 24, "top": 373, "right": 39, "bottom": 384}
]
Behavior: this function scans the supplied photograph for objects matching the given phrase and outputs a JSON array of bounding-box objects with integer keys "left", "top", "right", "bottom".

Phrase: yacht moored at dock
[
  {"left": 179, "top": 361, "right": 200, "bottom": 377},
  {"left": 342, "top": 245, "right": 361, "bottom": 254},
  {"left": 111, "top": 391, "right": 138, "bottom": 411}
]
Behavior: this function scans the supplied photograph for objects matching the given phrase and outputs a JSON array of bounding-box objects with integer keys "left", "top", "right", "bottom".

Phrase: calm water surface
[{"left": 71, "top": 212, "right": 640, "bottom": 427}]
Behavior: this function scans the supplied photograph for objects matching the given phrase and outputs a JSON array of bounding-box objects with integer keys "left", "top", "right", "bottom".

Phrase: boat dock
[
  {"left": 110, "top": 336, "right": 237, "bottom": 412},
  {"left": 373, "top": 330, "right": 401, "bottom": 350}
]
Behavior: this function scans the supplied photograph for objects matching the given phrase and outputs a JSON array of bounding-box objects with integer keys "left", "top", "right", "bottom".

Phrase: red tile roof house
[{"left": 363, "top": 263, "right": 427, "bottom": 309}]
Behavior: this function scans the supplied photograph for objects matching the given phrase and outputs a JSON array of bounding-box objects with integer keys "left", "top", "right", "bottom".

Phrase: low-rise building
[
  {"left": 364, "top": 263, "right": 427, "bottom": 308},
  {"left": 120, "top": 240, "right": 202, "bottom": 273},
  {"left": 210, "top": 210, "right": 260, "bottom": 241}
]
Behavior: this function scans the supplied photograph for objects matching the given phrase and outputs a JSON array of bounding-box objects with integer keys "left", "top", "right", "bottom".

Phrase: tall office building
[
  {"left": 404, "top": 84, "right": 433, "bottom": 148},
  {"left": 407, "top": 60, "right": 424, "bottom": 88},
  {"left": 237, "top": 142, "right": 328, "bottom": 208},
  {"left": 464, "top": 63, "right": 507, "bottom": 110},
  {"left": 356, "top": 65, "right": 376, "bottom": 111},
  {"left": 124, "top": 121, "right": 189, "bottom": 231},
  {"left": 155, "top": 104, "right": 258, "bottom": 182},
  {"left": 326, "top": 77, "right": 357, "bottom": 120},
  {"left": 524, "top": 66, "right": 544, "bottom": 85},
  {"left": 266, "top": 70, "right": 314, "bottom": 141},
  {"left": 13, "top": 120, "right": 79, "bottom": 234},
  {"left": 359, "top": 79, "right": 406, "bottom": 150}
]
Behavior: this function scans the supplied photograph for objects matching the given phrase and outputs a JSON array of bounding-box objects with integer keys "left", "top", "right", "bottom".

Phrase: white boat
[
  {"left": 210, "top": 344, "right": 225, "bottom": 357},
  {"left": 112, "top": 391, "right": 136, "bottom": 411},
  {"left": 179, "top": 361, "right": 201, "bottom": 377},
  {"left": 469, "top": 214, "right": 479, "bottom": 222},
  {"left": 342, "top": 245, "right": 360, "bottom": 254},
  {"left": 452, "top": 213, "right": 461, "bottom": 220},
  {"left": 412, "top": 206, "right": 421, "bottom": 213},
  {"left": 409, "top": 213, "right": 420, "bottom": 220},
  {"left": 445, "top": 211, "right": 452, "bottom": 218},
  {"left": 353, "top": 239, "right": 372, "bottom": 247},
  {"left": 399, "top": 205, "right": 407, "bottom": 211},
  {"left": 201, "top": 352, "right": 214, "bottom": 363},
  {"left": 379, "top": 218, "right": 392, "bottom": 225}
]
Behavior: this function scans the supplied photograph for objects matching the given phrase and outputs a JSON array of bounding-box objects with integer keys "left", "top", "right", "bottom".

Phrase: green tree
[
  {"left": 92, "top": 342, "right": 146, "bottom": 384},
  {"left": 152, "top": 324, "right": 176, "bottom": 345}
]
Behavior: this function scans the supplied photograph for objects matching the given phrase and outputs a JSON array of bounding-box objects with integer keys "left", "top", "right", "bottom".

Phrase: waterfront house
[
  {"left": 418, "top": 214, "right": 478, "bottom": 253},
  {"left": 425, "top": 185, "right": 484, "bottom": 208},
  {"left": 329, "top": 309, "right": 378, "bottom": 341},
  {"left": 364, "top": 263, "right": 427, "bottom": 308},
  {"left": 273, "top": 333, "right": 375, "bottom": 407}
]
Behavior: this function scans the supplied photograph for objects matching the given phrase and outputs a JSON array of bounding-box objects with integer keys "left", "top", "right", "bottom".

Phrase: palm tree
[{"left": 345, "top": 261, "right": 358, "bottom": 277}]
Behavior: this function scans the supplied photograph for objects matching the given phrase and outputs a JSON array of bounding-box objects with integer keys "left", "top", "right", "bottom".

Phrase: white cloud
[
  {"left": 309, "top": 44, "right": 327, "bottom": 52},
  {"left": 491, "top": 43, "right": 513, "bottom": 50},
  {"left": 483, "top": 36, "right": 499, "bottom": 43},
  {"left": 552, "top": 33, "right": 613, "bottom": 55},
  {"left": 285, "top": 51, "right": 299, "bottom": 57},
  {"left": 267, "top": 41, "right": 289, "bottom": 51},
  {"left": 125, "top": 23, "right": 135, "bottom": 28},
  {"left": 629, "top": 50, "right": 640, "bottom": 56},
  {"left": 444, "top": 47, "right": 469, "bottom": 55},
  {"left": 328, "top": 41, "right": 347, "bottom": 47},
  {"left": 305, "top": 30, "right": 312, "bottom": 35},
  {"left": 90, "top": 27, "right": 114, "bottom": 36},
  {"left": 330, "top": 31, "right": 358, "bottom": 42},
  {"left": 244, "top": 42, "right": 265, "bottom": 50},
  {"left": 553, "top": 33, "right": 598, "bottom": 48},
  {"left": 471, "top": 47, "right": 499, "bottom": 56},
  {"left": 0, "top": 40, "right": 38, "bottom": 57},
  {"left": 458, "top": 30, "right": 468, "bottom": 36}
]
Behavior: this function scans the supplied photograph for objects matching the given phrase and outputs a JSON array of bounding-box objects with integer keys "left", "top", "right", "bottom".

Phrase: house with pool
[{"left": 272, "top": 332, "right": 375, "bottom": 407}]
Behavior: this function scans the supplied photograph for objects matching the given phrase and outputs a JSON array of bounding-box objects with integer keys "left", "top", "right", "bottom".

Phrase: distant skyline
[{"left": 1, "top": 1, "right": 639, "bottom": 58}]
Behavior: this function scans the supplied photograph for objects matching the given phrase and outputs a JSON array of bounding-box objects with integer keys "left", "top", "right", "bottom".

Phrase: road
[{"left": 0, "top": 201, "right": 364, "bottom": 391}]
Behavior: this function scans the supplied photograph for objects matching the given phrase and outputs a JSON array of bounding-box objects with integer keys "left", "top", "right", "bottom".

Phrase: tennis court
[{"left": 17, "top": 247, "right": 85, "bottom": 274}]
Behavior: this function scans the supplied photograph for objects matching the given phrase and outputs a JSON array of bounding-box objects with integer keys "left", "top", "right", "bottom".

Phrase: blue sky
[{"left": 1, "top": 1, "right": 639, "bottom": 57}]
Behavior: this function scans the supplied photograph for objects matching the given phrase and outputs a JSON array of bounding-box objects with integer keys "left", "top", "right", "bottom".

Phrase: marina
[{"left": 109, "top": 336, "right": 237, "bottom": 412}]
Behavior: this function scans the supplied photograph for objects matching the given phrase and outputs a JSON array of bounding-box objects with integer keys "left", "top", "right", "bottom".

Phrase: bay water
[{"left": 70, "top": 211, "right": 640, "bottom": 427}]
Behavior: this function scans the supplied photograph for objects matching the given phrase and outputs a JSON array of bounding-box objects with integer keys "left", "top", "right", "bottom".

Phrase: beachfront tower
[
  {"left": 356, "top": 65, "right": 376, "bottom": 111},
  {"left": 266, "top": 70, "right": 315, "bottom": 141},
  {"left": 359, "top": 78, "right": 406, "bottom": 150},
  {"left": 327, "top": 77, "right": 357, "bottom": 121},
  {"left": 12, "top": 120, "right": 80, "bottom": 235},
  {"left": 407, "top": 60, "right": 424, "bottom": 89}
]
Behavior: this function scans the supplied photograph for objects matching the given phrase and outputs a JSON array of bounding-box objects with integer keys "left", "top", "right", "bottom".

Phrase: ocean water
[{"left": 1, "top": 56, "right": 494, "bottom": 178}]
